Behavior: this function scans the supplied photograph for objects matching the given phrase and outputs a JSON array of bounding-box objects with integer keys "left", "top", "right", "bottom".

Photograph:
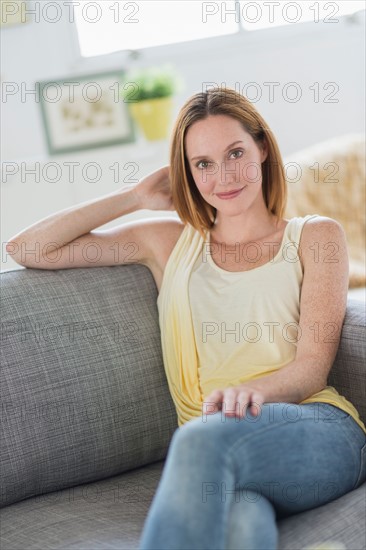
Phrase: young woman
[{"left": 9, "top": 87, "right": 366, "bottom": 550}]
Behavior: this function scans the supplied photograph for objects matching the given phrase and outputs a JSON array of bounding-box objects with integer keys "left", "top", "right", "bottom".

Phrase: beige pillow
[{"left": 284, "top": 134, "right": 365, "bottom": 288}]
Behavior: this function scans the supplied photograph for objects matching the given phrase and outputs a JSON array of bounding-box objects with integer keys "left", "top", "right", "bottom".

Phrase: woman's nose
[{"left": 219, "top": 160, "right": 240, "bottom": 185}]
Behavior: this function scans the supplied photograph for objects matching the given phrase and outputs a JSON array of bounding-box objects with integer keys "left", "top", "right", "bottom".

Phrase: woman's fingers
[
  {"left": 247, "top": 392, "right": 265, "bottom": 416},
  {"left": 221, "top": 387, "right": 243, "bottom": 416},
  {"left": 202, "top": 389, "right": 223, "bottom": 414},
  {"left": 203, "top": 387, "right": 266, "bottom": 419}
]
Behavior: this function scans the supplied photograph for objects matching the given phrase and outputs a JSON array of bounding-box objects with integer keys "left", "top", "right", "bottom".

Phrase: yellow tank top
[{"left": 157, "top": 215, "right": 366, "bottom": 433}]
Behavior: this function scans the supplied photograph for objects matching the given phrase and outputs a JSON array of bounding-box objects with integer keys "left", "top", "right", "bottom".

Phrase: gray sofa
[{"left": 1, "top": 264, "right": 365, "bottom": 550}]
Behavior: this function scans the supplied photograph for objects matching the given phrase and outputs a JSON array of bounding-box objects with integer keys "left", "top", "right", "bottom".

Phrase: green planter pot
[{"left": 129, "top": 96, "right": 174, "bottom": 141}]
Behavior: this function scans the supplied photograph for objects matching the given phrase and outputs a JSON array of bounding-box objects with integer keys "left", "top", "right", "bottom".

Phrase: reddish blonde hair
[{"left": 169, "top": 87, "right": 287, "bottom": 239}]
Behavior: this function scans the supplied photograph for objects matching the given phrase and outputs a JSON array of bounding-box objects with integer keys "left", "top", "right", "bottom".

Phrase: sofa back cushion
[{"left": 1, "top": 265, "right": 178, "bottom": 507}]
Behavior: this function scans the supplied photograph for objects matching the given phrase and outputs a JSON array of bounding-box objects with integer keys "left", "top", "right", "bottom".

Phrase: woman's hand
[
  {"left": 132, "top": 165, "right": 175, "bottom": 212},
  {"left": 202, "top": 384, "right": 266, "bottom": 419}
]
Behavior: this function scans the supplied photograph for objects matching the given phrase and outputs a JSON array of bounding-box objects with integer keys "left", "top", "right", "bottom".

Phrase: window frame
[{"left": 67, "top": 5, "right": 364, "bottom": 73}]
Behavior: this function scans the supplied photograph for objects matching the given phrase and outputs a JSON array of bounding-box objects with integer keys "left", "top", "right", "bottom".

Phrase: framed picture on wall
[{"left": 38, "top": 70, "right": 136, "bottom": 155}]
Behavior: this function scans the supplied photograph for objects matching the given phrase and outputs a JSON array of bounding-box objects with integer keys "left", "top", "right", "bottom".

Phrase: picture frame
[{"left": 38, "top": 70, "right": 136, "bottom": 155}]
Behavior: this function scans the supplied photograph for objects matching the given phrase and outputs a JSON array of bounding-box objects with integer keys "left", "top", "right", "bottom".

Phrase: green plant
[{"left": 120, "top": 64, "right": 182, "bottom": 102}]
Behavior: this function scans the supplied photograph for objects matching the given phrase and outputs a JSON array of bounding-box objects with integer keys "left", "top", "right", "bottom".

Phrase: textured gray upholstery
[
  {"left": 0, "top": 463, "right": 365, "bottom": 550},
  {"left": 327, "top": 298, "right": 366, "bottom": 424},
  {"left": 1, "top": 265, "right": 365, "bottom": 549},
  {"left": 1, "top": 265, "right": 178, "bottom": 508}
]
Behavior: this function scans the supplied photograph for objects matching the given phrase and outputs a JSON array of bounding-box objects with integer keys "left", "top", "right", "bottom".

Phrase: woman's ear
[{"left": 260, "top": 139, "right": 268, "bottom": 163}]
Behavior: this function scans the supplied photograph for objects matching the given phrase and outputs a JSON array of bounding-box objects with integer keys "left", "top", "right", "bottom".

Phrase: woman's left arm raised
[{"left": 203, "top": 216, "right": 350, "bottom": 419}]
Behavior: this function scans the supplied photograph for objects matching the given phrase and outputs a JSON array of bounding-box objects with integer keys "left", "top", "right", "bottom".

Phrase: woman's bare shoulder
[
  {"left": 144, "top": 218, "right": 186, "bottom": 292},
  {"left": 155, "top": 218, "right": 185, "bottom": 252},
  {"left": 299, "top": 215, "right": 347, "bottom": 271},
  {"left": 300, "top": 215, "right": 345, "bottom": 242}
]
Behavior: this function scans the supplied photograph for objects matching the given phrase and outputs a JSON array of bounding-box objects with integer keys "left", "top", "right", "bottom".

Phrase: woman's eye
[{"left": 195, "top": 150, "right": 243, "bottom": 169}]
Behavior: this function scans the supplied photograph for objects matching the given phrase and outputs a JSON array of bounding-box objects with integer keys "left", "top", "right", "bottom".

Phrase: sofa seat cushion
[
  {"left": 0, "top": 461, "right": 165, "bottom": 550},
  {"left": 277, "top": 482, "right": 366, "bottom": 550},
  {"left": 0, "top": 459, "right": 365, "bottom": 550}
]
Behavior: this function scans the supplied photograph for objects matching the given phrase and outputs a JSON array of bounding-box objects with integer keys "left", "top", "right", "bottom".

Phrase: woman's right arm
[{"left": 6, "top": 165, "right": 176, "bottom": 270}]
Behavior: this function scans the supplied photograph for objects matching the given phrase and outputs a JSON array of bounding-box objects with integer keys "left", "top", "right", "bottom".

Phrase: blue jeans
[{"left": 139, "top": 402, "right": 366, "bottom": 550}]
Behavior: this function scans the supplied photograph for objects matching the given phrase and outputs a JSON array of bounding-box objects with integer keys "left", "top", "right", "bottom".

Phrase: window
[
  {"left": 73, "top": 1, "right": 365, "bottom": 58},
  {"left": 73, "top": 0, "right": 238, "bottom": 57},
  {"left": 239, "top": 1, "right": 365, "bottom": 31}
]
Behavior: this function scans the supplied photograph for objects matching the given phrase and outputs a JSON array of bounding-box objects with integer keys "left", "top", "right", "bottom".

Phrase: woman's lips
[{"left": 216, "top": 186, "right": 246, "bottom": 199}]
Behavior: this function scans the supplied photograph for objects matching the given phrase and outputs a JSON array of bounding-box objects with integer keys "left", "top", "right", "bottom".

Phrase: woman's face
[{"left": 185, "top": 114, "right": 268, "bottom": 214}]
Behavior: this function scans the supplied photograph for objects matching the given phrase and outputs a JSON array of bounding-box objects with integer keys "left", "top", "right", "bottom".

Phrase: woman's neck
[{"left": 210, "top": 212, "right": 282, "bottom": 246}]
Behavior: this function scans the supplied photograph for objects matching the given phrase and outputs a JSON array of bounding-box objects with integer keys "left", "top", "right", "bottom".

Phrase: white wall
[{"left": 1, "top": 4, "right": 365, "bottom": 271}]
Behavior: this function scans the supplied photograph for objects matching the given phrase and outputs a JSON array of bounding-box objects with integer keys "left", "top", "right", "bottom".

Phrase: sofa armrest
[{"left": 327, "top": 299, "right": 366, "bottom": 425}]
